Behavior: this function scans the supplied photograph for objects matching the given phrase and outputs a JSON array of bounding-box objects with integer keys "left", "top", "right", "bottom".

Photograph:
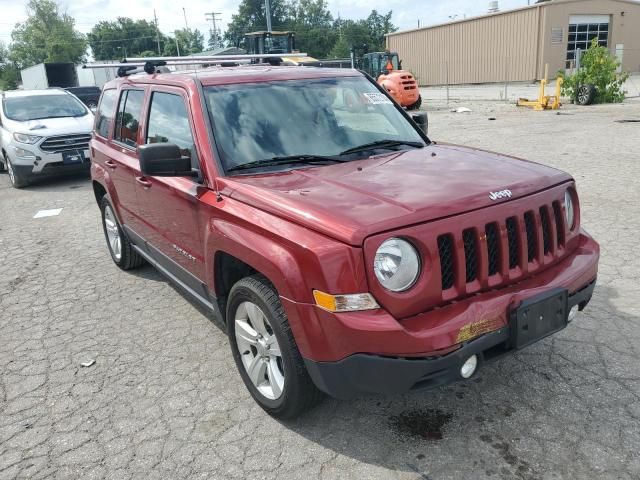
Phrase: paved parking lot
[{"left": 1, "top": 99, "right": 640, "bottom": 480}]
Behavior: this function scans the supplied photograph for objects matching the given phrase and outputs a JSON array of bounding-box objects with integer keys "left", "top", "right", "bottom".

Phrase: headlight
[
  {"left": 564, "top": 189, "right": 575, "bottom": 230},
  {"left": 13, "top": 133, "right": 41, "bottom": 144},
  {"left": 374, "top": 238, "right": 420, "bottom": 292}
]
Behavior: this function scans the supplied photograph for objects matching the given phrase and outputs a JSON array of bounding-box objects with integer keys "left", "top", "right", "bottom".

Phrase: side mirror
[
  {"left": 410, "top": 111, "right": 429, "bottom": 136},
  {"left": 138, "top": 143, "right": 196, "bottom": 177}
]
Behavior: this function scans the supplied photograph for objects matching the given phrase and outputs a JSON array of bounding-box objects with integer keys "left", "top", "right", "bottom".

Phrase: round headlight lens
[
  {"left": 564, "top": 190, "right": 575, "bottom": 230},
  {"left": 374, "top": 238, "right": 420, "bottom": 292}
]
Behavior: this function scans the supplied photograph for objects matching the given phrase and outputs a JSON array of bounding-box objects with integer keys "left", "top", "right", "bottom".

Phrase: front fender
[{"left": 203, "top": 196, "right": 369, "bottom": 304}]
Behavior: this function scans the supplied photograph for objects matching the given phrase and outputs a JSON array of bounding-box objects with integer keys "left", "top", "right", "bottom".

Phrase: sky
[{"left": 0, "top": 0, "right": 532, "bottom": 46}]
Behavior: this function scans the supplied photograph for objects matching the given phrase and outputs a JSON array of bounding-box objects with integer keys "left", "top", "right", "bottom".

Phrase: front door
[
  {"left": 107, "top": 88, "right": 147, "bottom": 231},
  {"left": 133, "top": 87, "right": 208, "bottom": 295}
]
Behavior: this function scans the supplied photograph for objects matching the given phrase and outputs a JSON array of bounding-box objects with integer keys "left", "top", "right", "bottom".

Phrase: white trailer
[{"left": 20, "top": 63, "right": 78, "bottom": 89}]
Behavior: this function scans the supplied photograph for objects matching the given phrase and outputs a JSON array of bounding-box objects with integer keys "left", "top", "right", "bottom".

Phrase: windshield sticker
[{"left": 363, "top": 92, "right": 393, "bottom": 105}]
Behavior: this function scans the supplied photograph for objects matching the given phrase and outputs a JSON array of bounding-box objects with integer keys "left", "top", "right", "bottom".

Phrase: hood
[
  {"left": 7, "top": 114, "right": 94, "bottom": 138},
  {"left": 222, "top": 144, "right": 572, "bottom": 245}
]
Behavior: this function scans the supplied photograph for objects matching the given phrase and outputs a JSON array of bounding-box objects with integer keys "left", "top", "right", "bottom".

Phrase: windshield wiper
[
  {"left": 340, "top": 139, "right": 425, "bottom": 156},
  {"left": 226, "top": 154, "right": 348, "bottom": 173}
]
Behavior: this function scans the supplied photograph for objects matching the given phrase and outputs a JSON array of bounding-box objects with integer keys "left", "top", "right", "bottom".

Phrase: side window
[
  {"left": 95, "top": 89, "right": 116, "bottom": 138},
  {"left": 146, "top": 92, "right": 198, "bottom": 170},
  {"left": 115, "top": 89, "right": 145, "bottom": 148}
]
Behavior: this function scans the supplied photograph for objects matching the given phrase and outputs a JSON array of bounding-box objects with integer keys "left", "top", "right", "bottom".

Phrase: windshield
[
  {"left": 3, "top": 94, "right": 88, "bottom": 121},
  {"left": 265, "top": 35, "right": 291, "bottom": 54},
  {"left": 204, "top": 76, "right": 426, "bottom": 173}
]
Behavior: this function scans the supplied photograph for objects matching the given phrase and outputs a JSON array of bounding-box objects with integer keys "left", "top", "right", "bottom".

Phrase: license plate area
[
  {"left": 510, "top": 288, "right": 568, "bottom": 349},
  {"left": 62, "top": 150, "right": 84, "bottom": 164}
]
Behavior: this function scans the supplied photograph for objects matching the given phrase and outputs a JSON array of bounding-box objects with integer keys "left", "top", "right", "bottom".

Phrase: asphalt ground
[{"left": 1, "top": 99, "right": 639, "bottom": 479}]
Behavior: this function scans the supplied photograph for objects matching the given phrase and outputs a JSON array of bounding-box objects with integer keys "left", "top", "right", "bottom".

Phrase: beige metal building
[{"left": 386, "top": 0, "right": 640, "bottom": 85}]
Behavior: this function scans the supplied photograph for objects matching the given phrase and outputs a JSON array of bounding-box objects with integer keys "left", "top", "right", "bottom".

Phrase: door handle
[
  {"left": 135, "top": 176, "right": 152, "bottom": 189},
  {"left": 104, "top": 160, "right": 117, "bottom": 169}
]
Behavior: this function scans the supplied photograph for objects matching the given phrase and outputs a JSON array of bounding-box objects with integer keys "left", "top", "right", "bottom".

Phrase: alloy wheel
[
  {"left": 103, "top": 205, "right": 122, "bottom": 261},
  {"left": 234, "top": 301, "right": 285, "bottom": 400},
  {"left": 6, "top": 158, "right": 15, "bottom": 185}
]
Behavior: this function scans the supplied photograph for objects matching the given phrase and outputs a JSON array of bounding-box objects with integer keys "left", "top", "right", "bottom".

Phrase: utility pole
[
  {"left": 153, "top": 9, "right": 161, "bottom": 55},
  {"left": 264, "top": 0, "right": 272, "bottom": 32},
  {"left": 205, "top": 12, "right": 222, "bottom": 48},
  {"left": 174, "top": 32, "right": 181, "bottom": 56},
  {"left": 183, "top": 7, "right": 189, "bottom": 29}
]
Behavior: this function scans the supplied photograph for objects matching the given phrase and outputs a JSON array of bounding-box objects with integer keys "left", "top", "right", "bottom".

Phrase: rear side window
[
  {"left": 146, "top": 92, "right": 198, "bottom": 169},
  {"left": 95, "top": 89, "right": 116, "bottom": 138},
  {"left": 115, "top": 90, "right": 145, "bottom": 147}
]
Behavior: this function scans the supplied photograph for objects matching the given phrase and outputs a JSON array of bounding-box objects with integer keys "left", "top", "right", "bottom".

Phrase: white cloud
[{"left": 0, "top": 0, "right": 531, "bottom": 46}]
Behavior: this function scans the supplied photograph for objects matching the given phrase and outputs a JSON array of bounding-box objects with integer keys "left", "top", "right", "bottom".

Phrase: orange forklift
[{"left": 357, "top": 50, "right": 422, "bottom": 110}]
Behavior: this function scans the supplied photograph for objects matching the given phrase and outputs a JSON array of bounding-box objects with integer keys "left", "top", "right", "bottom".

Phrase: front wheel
[
  {"left": 407, "top": 95, "right": 422, "bottom": 111},
  {"left": 100, "top": 196, "right": 144, "bottom": 270},
  {"left": 6, "top": 157, "right": 29, "bottom": 188},
  {"left": 227, "top": 275, "right": 323, "bottom": 419}
]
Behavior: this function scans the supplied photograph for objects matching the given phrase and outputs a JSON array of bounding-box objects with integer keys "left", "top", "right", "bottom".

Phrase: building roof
[{"left": 387, "top": 0, "right": 640, "bottom": 37}]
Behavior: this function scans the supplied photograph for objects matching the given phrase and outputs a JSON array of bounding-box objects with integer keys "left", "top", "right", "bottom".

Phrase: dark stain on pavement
[{"left": 389, "top": 408, "right": 453, "bottom": 440}]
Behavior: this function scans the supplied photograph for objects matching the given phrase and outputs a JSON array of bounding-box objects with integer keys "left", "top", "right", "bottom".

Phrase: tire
[
  {"left": 87, "top": 101, "right": 98, "bottom": 110},
  {"left": 407, "top": 95, "right": 422, "bottom": 111},
  {"left": 227, "top": 275, "right": 323, "bottom": 419},
  {"left": 5, "top": 156, "right": 29, "bottom": 188},
  {"left": 99, "top": 196, "right": 144, "bottom": 270},
  {"left": 576, "top": 84, "right": 596, "bottom": 106},
  {"left": 0, "top": 155, "right": 5, "bottom": 173}
]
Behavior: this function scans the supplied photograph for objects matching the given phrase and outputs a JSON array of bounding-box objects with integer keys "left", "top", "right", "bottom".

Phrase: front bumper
[
  {"left": 304, "top": 279, "right": 595, "bottom": 399},
  {"left": 280, "top": 231, "right": 599, "bottom": 398},
  {"left": 7, "top": 142, "right": 90, "bottom": 178}
]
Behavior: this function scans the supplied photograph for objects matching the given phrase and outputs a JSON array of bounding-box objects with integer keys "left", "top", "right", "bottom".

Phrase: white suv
[{"left": 0, "top": 88, "right": 94, "bottom": 188}]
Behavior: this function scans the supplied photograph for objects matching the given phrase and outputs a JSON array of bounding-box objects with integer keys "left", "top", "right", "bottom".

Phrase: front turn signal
[{"left": 312, "top": 290, "right": 380, "bottom": 313}]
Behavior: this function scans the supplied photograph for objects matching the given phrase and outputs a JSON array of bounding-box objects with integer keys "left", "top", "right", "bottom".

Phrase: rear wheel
[
  {"left": 100, "top": 196, "right": 144, "bottom": 270},
  {"left": 407, "top": 95, "right": 422, "bottom": 111},
  {"left": 227, "top": 275, "right": 323, "bottom": 419}
]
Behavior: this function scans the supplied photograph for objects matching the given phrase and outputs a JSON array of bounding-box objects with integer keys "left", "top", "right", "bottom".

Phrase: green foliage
[
  {"left": 559, "top": 38, "right": 628, "bottom": 103},
  {"left": 225, "top": 0, "right": 291, "bottom": 45},
  {"left": 163, "top": 29, "right": 205, "bottom": 56},
  {"left": 9, "top": 0, "right": 87, "bottom": 68},
  {"left": 0, "top": 42, "right": 20, "bottom": 90},
  {"left": 88, "top": 18, "right": 166, "bottom": 60}
]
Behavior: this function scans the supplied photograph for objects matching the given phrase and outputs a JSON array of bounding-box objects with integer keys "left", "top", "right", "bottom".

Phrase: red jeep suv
[{"left": 90, "top": 65, "right": 599, "bottom": 418}]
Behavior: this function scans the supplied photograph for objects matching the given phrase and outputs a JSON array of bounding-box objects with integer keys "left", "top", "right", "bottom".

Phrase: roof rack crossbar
[{"left": 123, "top": 53, "right": 307, "bottom": 62}]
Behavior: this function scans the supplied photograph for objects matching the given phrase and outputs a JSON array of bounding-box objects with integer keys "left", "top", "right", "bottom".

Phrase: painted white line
[{"left": 33, "top": 208, "right": 63, "bottom": 219}]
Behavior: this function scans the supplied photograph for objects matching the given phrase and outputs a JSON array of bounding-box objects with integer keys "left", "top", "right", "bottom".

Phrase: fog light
[
  {"left": 460, "top": 354, "right": 478, "bottom": 379},
  {"left": 568, "top": 305, "right": 579, "bottom": 322}
]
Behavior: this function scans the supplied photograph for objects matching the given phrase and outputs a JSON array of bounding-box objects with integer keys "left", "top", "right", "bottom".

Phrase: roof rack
[{"left": 82, "top": 53, "right": 309, "bottom": 77}]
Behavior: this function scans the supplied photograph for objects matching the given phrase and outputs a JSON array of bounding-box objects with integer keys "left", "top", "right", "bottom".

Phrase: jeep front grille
[
  {"left": 438, "top": 201, "right": 566, "bottom": 293},
  {"left": 40, "top": 134, "right": 91, "bottom": 153}
]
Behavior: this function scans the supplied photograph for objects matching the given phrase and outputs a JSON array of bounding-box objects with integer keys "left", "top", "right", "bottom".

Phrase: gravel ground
[{"left": 1, "top": 98, "right": 639, "bottom": 480}]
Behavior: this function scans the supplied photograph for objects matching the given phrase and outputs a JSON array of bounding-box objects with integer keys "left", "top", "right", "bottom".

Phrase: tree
[
  {"left": 9, "top": 0, "right": 87, "bottom": 68},
  {"left": 559, "top": 38, "right": 628, "bottom": 103},
  {"left": 225, "top": 0, "right": 290, "bottom": 46},
  {"left": 88, "top": 18, "right": 166, "bottom": 60},
  {"left": 365, "top": 10, "right": 396, "bottom": 52},
  {"left": 207, "top": 29, "right": 223, "bottom": 50},
  {"left": 330, "top": 19, "right": 370, "bottom": 58},
  {"left": 164, "top": 28, "right": 205, "bottom": 56},
  {"left": 0, "top": 42, "right": 20, "bottom": 90},
  {"left": 288, "top": 0, "right": 336, "bottom": 59}
]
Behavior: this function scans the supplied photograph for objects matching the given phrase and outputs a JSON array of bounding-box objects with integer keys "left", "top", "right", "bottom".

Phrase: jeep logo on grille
[{"left": 489, "top": 189, "right": 512, "bottom": 200}]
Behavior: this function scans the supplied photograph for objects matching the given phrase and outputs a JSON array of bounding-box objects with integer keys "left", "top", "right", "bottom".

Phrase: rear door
[
  {"left": 106, "top": 88, "right": 147, "bottom": 231},
  {"left": 133, "top": 86, "right": 208, "bottom": 291}
]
